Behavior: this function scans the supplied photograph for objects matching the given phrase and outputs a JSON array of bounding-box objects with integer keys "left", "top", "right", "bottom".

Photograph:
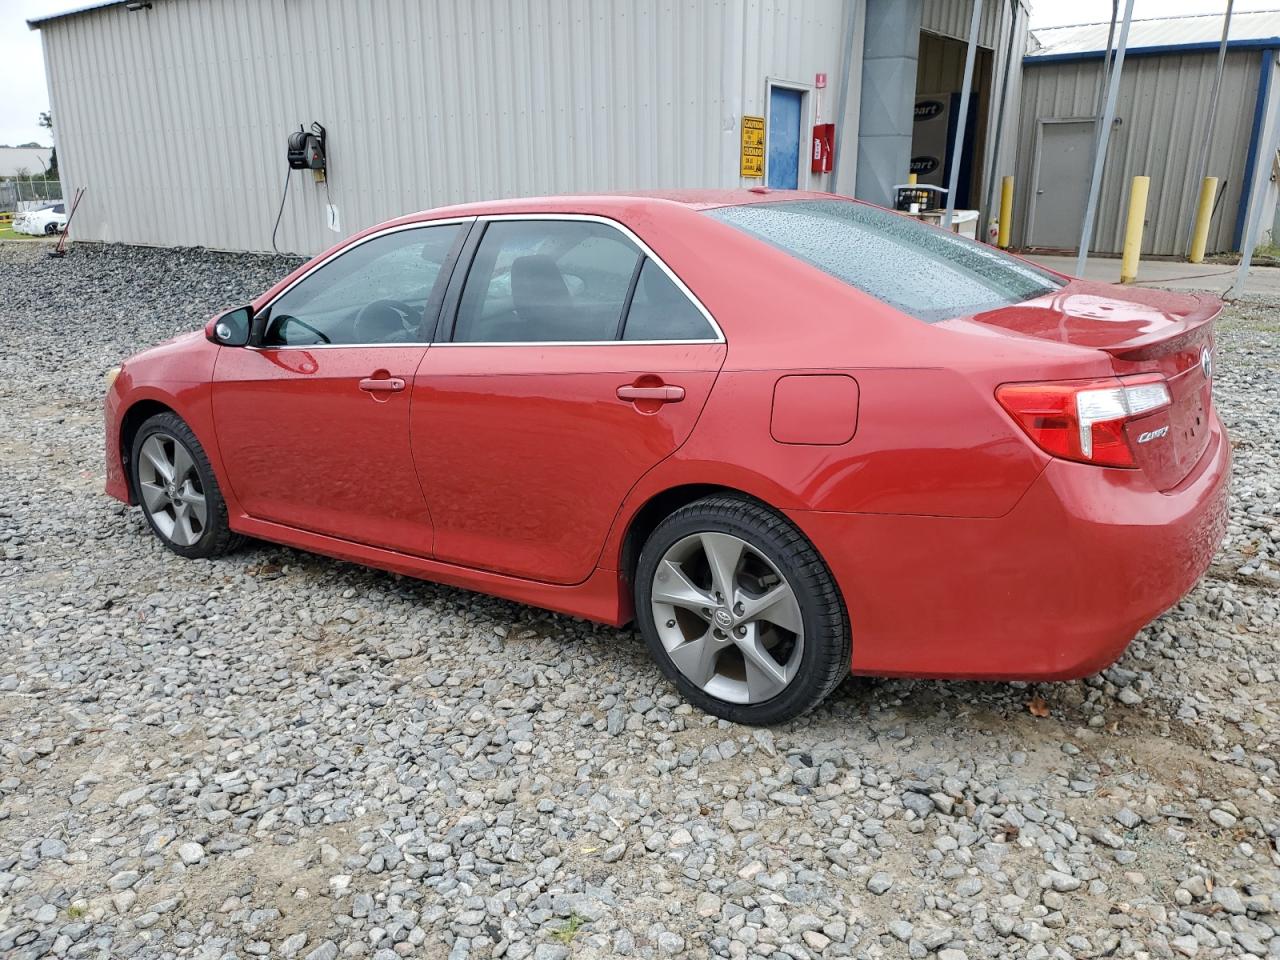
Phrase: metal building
[
  {"left": 31, "top": 0, "right": 1027, "bottom": 256},
  {"left": 1015, "top": 10, "right": 1280, "bottom": 256}
]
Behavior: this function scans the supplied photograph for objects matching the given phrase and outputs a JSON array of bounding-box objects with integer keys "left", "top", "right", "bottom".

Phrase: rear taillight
[{"left": 996, "top": 376, "right": 1171, "bottom": 467}]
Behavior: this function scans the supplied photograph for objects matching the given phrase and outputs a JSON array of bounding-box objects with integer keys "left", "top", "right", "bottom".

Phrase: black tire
[
  {"left": 44, "top": 222, "right": 59, "bottom": 235},
  {"left": 634, "top": 495, "right": 850, "bottom": 725},
  {"left": 130, "top": 412, "right": 243, "bottom": 559}
]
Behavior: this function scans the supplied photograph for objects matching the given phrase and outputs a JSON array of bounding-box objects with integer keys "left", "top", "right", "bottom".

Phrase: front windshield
[{"left": 705, "top": 199, "right": 1063, "bottom": 323}]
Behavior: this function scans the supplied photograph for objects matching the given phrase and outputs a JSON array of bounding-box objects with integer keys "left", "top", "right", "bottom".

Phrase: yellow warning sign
[{"left": 741, "top": 115, "right": 765, "bottom": 178}]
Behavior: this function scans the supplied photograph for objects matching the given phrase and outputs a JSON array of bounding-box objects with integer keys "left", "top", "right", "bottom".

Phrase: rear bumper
[{"left": 789, "top": 413, "right": 1231, "bottom": 680}]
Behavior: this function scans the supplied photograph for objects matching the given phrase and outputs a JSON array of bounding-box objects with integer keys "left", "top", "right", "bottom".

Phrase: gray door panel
[{"left": 1030, "top": 121, "right": 1095, "bottom": 250}]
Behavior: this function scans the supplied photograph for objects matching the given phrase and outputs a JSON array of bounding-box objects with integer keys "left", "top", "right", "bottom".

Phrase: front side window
[
  {"left": 453, "top": 220, "right": 643, "bottom": 343},
  {"left": 705, "top": 199, "right": 1063, "bottom": 323},
  {"left": 263, "top": 223, "right": 462, "bottom": 346}
]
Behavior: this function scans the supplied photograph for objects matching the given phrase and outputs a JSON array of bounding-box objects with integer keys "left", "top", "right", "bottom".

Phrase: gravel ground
[{"left": 1, "top": 241, "right": 1277, "bottom": 960}]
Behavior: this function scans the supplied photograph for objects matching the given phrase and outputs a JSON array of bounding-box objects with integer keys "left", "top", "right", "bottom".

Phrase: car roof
[{"left": 396, "top": 189, "right": 844, "bottom": 223}]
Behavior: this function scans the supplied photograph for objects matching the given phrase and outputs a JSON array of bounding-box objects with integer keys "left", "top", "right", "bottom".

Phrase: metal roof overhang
[
  {"left": 1026, "top": 36, "right": 1280, "bottom": 64},
  {"left": 28, "top": 1, "right": 134, "bottom": 30}
]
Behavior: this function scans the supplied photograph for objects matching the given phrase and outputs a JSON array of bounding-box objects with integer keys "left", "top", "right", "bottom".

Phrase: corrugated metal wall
[
  {"left": 1257, "top": 54, "right": 1280, "bottom": 248},
  {"left": 1014, "top": 48, "right": 1263, "bottom": 255},
  {"left": 922, "top": 0, "right": 1005, "bottom": 51},
  {"left": 41, "top": 0, "right": 852, "bottom": 255}
]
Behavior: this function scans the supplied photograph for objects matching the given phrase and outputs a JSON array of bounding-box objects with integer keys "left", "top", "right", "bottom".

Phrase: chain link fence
[{"left": 0, "top": 179, "right": 64, "bottom": 213}]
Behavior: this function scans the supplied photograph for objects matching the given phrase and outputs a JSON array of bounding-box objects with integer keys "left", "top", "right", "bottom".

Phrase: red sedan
[{"left": 104, "top": 191, "right": 1230, "bottom": 724}]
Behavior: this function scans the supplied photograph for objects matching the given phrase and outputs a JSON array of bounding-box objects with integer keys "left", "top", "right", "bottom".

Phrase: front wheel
[
  {"left": 131, "top": 412, "right": 242, "bottom": 559},
  {"left": 634, "top": 495, "right": 850, "bottom": 725}
]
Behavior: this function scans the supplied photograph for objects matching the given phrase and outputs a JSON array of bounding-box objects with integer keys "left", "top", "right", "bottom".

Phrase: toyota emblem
[{"left": 1200, "top": 346, "right": 1213, "bottom": 380}]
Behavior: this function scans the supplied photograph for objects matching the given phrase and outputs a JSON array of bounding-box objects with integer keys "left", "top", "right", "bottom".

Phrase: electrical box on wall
[
  {"left": 811, "top": 124, "right": 834, "bottom": 174},
  {"left": 287, "top": 122, "right": 327, "bottom": 177}
]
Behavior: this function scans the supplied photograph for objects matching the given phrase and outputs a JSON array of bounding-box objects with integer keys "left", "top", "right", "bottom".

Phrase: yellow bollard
[
  {"left": 1188, "top": 176, "right": 1219, "bottom": 264},
  {"left": 908, "top": 173, "right": 918, "bottom": 185},
  {"left": 998, "top": 175, "right": 1014, "bottom": 249},
  {"left": 1120, "top": 175, "right": 1150, "bottom": 284}
]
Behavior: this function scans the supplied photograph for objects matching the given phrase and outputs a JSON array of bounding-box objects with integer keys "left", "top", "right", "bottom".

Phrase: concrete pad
[{"left": 1027, "top": 254, "right": 1280, "bottom": 299}]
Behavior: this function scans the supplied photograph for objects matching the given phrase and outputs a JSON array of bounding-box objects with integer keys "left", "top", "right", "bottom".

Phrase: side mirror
[{"left": 206, "top": 306, "right": 253, "bottom": 346}]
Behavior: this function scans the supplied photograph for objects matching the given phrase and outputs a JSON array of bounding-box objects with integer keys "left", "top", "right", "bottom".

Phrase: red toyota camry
[{"left": 104, "top": 191, "right": 1230, "bottom": 724}]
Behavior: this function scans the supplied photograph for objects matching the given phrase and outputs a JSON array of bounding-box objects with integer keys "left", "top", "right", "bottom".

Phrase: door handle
[
  {"left": 617, "top": 384, "right": 684, "bottom": 403},
  {"left": 359, "top": 376, "right": 405, "bottom": 393}
]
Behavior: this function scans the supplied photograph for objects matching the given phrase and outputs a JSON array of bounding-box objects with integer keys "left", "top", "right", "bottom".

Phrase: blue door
[{"left": 767, "top": 87, "right": 803, "bottom": 189}]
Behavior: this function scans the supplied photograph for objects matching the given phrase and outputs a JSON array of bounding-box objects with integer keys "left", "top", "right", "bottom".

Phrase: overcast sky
[{"left": 0, "top": 0, "right": 1263, "bottom": 148}]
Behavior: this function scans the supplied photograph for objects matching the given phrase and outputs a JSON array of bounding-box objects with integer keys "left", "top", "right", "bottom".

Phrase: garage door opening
[{"left": 911, "top": 31, "right": 993, "bottom": 210}]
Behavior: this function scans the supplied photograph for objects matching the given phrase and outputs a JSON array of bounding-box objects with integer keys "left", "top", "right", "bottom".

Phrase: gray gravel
[{"left": 1, "top": 241, "right": 1278, "bottom": 959}]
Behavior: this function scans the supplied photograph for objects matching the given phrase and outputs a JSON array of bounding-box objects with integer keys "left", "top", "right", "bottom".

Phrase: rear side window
[
  {"left": 623, "top": 260, "right": 715, "bottom": 341},
  {"left": 454, "top": 221, "right": 641, "bottom": 343},
  {"left": 450, "top": 219, "right": 716, "bottom": 344},
  {"left": 705, "top": 199, "right": 1062, "bottom": 322}
]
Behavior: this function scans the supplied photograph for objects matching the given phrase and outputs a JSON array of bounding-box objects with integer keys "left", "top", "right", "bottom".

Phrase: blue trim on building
[
  {"left": 1235, "top": 48, "right": 1276, "bottom": 250},
  {"left": 1026, "top": 37, "right": 1280, "bottom": 64}
]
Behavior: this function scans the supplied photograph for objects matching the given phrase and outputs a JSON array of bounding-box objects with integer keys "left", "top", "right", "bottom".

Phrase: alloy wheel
[
  {"left": 649, "top": 532, "right": 804, "bottom": 704},
  {"left": 137, "top": 433, "right": 208, "bottom": 547}
]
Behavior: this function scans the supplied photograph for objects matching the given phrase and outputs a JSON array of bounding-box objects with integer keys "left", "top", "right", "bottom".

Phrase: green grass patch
[
  {"left": 0, "top": 224, "right": 45, "bottom": 241},
  {"left": 550, "top": 915, "right": 586, "bottom": 944}
]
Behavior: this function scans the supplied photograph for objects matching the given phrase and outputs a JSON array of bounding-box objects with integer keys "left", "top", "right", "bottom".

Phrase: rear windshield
[{"left": 705, "top": 199, "right": 1063, "bottom": 322}]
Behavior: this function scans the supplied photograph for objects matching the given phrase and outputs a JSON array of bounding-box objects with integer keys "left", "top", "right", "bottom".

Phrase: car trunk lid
[{"left": 969, "top": 280, "right": 1219, "bottom": 490}]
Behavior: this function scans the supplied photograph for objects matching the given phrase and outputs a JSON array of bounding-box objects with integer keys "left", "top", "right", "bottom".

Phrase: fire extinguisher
[{"left": 811, "top": 124, "right": 835, "bottom": 174}]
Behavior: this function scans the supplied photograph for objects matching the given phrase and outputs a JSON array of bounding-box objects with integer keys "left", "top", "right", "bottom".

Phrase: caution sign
[{"left": 741, "top": 115, "right": 765, "bottom": 178}]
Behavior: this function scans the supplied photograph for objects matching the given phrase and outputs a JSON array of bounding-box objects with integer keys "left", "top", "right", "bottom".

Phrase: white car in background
[{"left": 12, "top": 203, "right": 67, "bottom": 236}]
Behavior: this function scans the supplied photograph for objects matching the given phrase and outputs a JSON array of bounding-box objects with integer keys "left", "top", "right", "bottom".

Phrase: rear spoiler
[{"left": 1105, "top": 294, "right": 1221, "bottom": 362}]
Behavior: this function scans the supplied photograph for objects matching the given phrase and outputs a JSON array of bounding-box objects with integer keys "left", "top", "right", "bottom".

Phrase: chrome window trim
[
  {"left": 440, "top": 212, "right": 725, "bottom": 347},
  {"left": 251, "top": 217, "right": 476, "bottom": 350},
  {"left": 248, "top": 211, "right": 726, "bottom": 351},
  {"left": 247, "top": 342, "right": 433, "bottom": 351},
  {"left": 429, "top": 339, "right": 724, "bottom": 348}
]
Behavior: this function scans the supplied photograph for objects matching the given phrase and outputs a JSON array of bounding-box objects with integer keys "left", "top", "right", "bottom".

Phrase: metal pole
[
  {"left": 998, "top": 175, "right": 1014, "bottom": 248},
  {"left": 1080, "top": 0, "right": 1117, "bottom": 243},
  {"left": 1120, "top": 176, "right": 1151, "bottom": 283},
  {"left": 830, "top": 0, "right": 860, "bottom": 193},
  {"left": 1075, "top": 0, "right": 1134, "bottom": 276},
  {"left": 1184, "top": 0, "right": 1234, "bottom": 256},
  {"left": 944, "top": 0, "right": 983, "bottom": 229},
  {"left": 1092, "top": 0, "right": 1118, "bottom": 158},
  {"left": 1189, "top": 176, "right": 1220, "bottom": 263},
  {"left": 981, "top": 0, "right": 1019, "bottom": 231}
]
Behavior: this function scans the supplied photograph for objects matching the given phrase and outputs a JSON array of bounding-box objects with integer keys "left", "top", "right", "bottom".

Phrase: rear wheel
[
  {"left": 44, "top": 221, "right": 59, "bottom": 235},
  {"left": 131, "top": 412, "right": 242, "bottom": 559},
  {"left": 634, "top": 495, "right": 850, "bottom": 725}
]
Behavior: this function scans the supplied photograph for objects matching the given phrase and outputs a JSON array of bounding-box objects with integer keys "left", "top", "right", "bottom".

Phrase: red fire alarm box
[{"left": 811, "top": 123, "right": 834, "bottom": 174}]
